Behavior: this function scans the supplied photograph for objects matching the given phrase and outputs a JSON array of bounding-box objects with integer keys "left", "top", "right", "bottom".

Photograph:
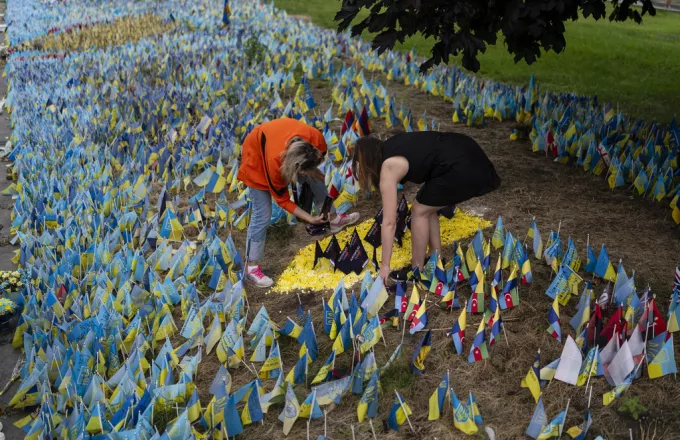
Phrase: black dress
[{"left": 382, "top": 132, "right": 501, "bottom": 206}]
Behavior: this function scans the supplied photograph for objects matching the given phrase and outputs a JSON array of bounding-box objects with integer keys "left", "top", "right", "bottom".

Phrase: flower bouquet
[
  {"left": 0, "top": 269, "right": 27, "bottom": 304},
  {"left": 0, "top": 297, "right": 18, "bottom": 327}
]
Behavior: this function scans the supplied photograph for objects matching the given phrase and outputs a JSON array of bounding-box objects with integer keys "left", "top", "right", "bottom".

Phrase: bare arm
[{"left": 379, "top": 157, "right": 409, "bottom": 281}]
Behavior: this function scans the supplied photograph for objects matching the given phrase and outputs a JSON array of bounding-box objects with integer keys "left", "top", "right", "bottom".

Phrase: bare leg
[
  {"left": 410, "top": 201, "right": 443, "bottom": 270},
  {"left": 428, "top": 212, "right": 442, "bottom": 258}
]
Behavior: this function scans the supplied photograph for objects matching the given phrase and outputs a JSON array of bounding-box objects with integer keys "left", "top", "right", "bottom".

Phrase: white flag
[
  {"left": 599, "top": 333, "right": 619, "bottom": 365},
  {"left": 606, "top": 340, "right": 634, "bottom": 386},
  {"left": 627, "top": 325, "right": 645, "bottom": 357},
  {"left": 554, "top": 336, "right": 582, "bottom": 385}
]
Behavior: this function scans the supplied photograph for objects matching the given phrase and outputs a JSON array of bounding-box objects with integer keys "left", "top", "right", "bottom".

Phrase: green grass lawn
[{"left": 274, "top": 0, "right": 680, "bottom": 122}]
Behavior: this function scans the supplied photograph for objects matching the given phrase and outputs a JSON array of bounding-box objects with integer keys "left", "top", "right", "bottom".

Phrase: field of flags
[{"left": 2, "top": 0, "right": 680, "bottom": 438}]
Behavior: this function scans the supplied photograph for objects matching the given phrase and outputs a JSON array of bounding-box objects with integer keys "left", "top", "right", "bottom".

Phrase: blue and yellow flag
[
  {"left": 451, "top": 388, "right": 478, "bottom": 435},
  {"left": 594, "top": 244, "right": 616, "bottom": 282},
  {"left": 387, "top": 392, "right": 412, "bottom": 431},
  {"left": 187, "top": 388, "right": 202, "bottom": 423},
  {"left": 526, "top": 397, "right": 547, "bottom": 439},
  {"left": 300, "top": 390, "right": 323, "bottom": 420},
  {"left": 285, "top": 353, "right": 309, "bottom": 385},
  {"left": 566, "top": 409, "right": 592, "bottom": 440},
  {"left": 241, "top": 382, "right": 264, "bottom": 426},
  {"left": 298, "top": 314, "right": 318, "bottom": 361},
  {"left": 536, "top": 409, "right": 566, "bottom": 439},
  {"left": 527, "top": 219, "right": 543, "bottom": 259},
  {"left": 521, "top": 349, "right": 541, "bottom": 402},
  {"left": 258, "top": 341, "right": 282, "bottom": 380},
  {"left": 411, "top": 329, "right": 432, "bottom": 375},
  {"left": 648, "top": 334, "right": 677, "bottom": 379},
  {"left": 546, "top": 296, "right": 562, "bottom": 342},
  {"left": 331, "top": 315, "right": 353, "bottom": 355},
  {"left": 428, "top": 372, "right": 449, "bottom": 420},
  {"left": 357, "top": 370, "right": 379, "bottom": 423},
  {"left": 467, "top": 391, "right": 483, "bottom": 425},
  {"left": 312, "top": 349, "right": 335, "bottom": 385},
  {"left": 360, "top": 316, "right": 382, "bottom": 353},
  {"left": 468, "top": 318, "right": 488, "bottom": 363},
  {"left": 224, "top": 394, "right": 244, "bottom": 436},
  {"left": 222, "top": 0, "right": 231, "bottom": 25},
  {"left": 491, "top": 216, "right": 504, "bottom": 250}
]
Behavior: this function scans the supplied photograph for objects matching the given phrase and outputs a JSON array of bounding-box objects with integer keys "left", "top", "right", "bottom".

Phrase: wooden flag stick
[
  {"left": 629, "top": 428, "right": 633, "bottom": 440},
  {"left": 652, "top": 293, "right": 657, "bottom": 339},
  {"left": 351, "top": 424, "right": 356, "bottom": 440},
  {"left": 413, "top": 327, "right": 454, "bottom": 333},
  {"left": 523, "top": 218, "right": 533, "bottom": 246},
  {"left": 395, "top": 390, "right": 415, "bottom": 433},
  {"left": 349, "top": 314, "right": 357, "bottom": 371},
  {"left": 501, "top": 322, "right": 510, "bottom": 347},
  {"left": 588, "top": 385, "right": 593, "bottom": 409},
  {"left": 369, "top": 419, "right": 378, "bottom": 440},
  {"left": 400, "top": 314, "right": 407, "bottom": 345},
  {"left": 324, "top": 410, "right": 328, "bottom": 438},
  {"left": 307, "top": 420, "right": 311, "bottom": 440},
  {"left": 250, "top": 363, "right": 260, "bottom": 381},
  {"left": 584, "top": 346, "right": 598, "bottom": 395},
  {"left": 448, "top": 386, "right": 456, "bottom": 425},
  {"left": 557, "top": 398, "right": 570, "bottom": 440}
]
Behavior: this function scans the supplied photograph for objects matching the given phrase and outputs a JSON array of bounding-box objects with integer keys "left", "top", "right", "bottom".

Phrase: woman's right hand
[{"left": 306, "top": 215, "right": 327, "bottom": 225}]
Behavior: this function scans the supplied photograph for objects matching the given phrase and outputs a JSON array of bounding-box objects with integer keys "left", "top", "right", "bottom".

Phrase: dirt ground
[
  {"left": 189, "top": 69, "right": 680, "bottom": 440},
  {"left": 2, "top": 38, "right": 680, "bottom": 440}
]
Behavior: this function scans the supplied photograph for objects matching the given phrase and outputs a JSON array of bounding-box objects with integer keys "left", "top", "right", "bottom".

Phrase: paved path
[
  {"left": 650, "top": 1, "right": 680, "bottom": 12},
  {"left": 0, "top": 4, "right": 27, "bottom": 439}
]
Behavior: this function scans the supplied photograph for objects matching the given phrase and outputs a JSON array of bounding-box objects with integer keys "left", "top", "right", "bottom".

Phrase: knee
[{"left": 411, "top": 202, "right": 432, "bottom": 218}]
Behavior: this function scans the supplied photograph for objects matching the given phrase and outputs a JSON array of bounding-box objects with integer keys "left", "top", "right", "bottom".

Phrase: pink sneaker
[
  {"left": 246, "top": 265, "right": 273, "bottom": 288},
  {"left": 330, "top": 212, "right": 360, "bottom": 233}
]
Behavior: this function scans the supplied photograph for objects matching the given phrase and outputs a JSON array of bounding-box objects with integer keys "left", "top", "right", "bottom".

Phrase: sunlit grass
[{"left": 274, "top": 0, "right": 680, "bottom": 122}]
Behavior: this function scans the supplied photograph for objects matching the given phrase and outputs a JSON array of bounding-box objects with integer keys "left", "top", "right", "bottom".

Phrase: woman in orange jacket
[{"left": 238, "top": 118, "right": 359, "bottom": 287}]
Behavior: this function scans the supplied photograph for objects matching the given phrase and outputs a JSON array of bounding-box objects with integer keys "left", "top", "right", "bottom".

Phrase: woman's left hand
[{"left": 379, "top": 264, "right": 390, "bottom": 284}]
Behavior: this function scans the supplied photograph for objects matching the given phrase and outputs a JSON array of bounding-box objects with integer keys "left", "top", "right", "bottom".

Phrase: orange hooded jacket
[{"left": 237, "top": 118, "right": 327, "bottom": 214}]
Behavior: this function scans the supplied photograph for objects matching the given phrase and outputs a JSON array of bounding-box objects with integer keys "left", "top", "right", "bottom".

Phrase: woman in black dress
[{"left": 352, "top": 131, "right": 501, "bottom": 282}]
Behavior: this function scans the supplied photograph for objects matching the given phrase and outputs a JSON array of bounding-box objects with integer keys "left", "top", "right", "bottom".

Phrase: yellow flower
[
  {"left": 9, "top": 277, "right": 16, "bottom": 284},
  {"left": 272, "top": 209, "right": 490, "bottom": 293},
  {"left": 1, "top": 273, "right": 8, "bottom": 279}
]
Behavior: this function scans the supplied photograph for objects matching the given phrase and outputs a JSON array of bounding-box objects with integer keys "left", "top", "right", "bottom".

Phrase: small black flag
[
  {"left": 313, "top": 241, "right": 325, "bottom": 269},
  {"left": 364, "top": 216, "right": 382, "bottom": 248},
  {"left": 324, "top": 234, "right": 342, "bottom": 267},
  {"left": 395, "top": 195, "right": 409, "bottom": 246}
]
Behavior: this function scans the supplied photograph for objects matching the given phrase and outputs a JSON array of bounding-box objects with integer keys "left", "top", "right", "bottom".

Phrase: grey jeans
[{"left": 246, "top": 175, "right": 329, "bottom": 262}]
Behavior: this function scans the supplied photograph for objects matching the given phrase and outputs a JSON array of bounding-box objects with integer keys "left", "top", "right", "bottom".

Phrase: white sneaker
[
  {"left": 246, "top": 265, "right": 273, "bottom": 288},
  {"left": 330, "top": 212, "right": 360, "bottom": 233}
]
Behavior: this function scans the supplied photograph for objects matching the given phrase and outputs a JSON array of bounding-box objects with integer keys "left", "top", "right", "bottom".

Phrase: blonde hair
[{"left": 280, "top": 137, "right": 322, "bottom": 184}]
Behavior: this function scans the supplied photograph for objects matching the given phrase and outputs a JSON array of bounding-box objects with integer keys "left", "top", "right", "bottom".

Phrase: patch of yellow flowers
[
  {"left": 0, "top": 298, "right": 17, "bottom": 315},
  {"left": 273, "top": 210, "right": 491, "bottom": 293},
  {"left": 1, "top": 270, "right": 24, "bottom": 290},
  {"left": 19, "top": 14, "right": 177, "bottom": 53}
]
